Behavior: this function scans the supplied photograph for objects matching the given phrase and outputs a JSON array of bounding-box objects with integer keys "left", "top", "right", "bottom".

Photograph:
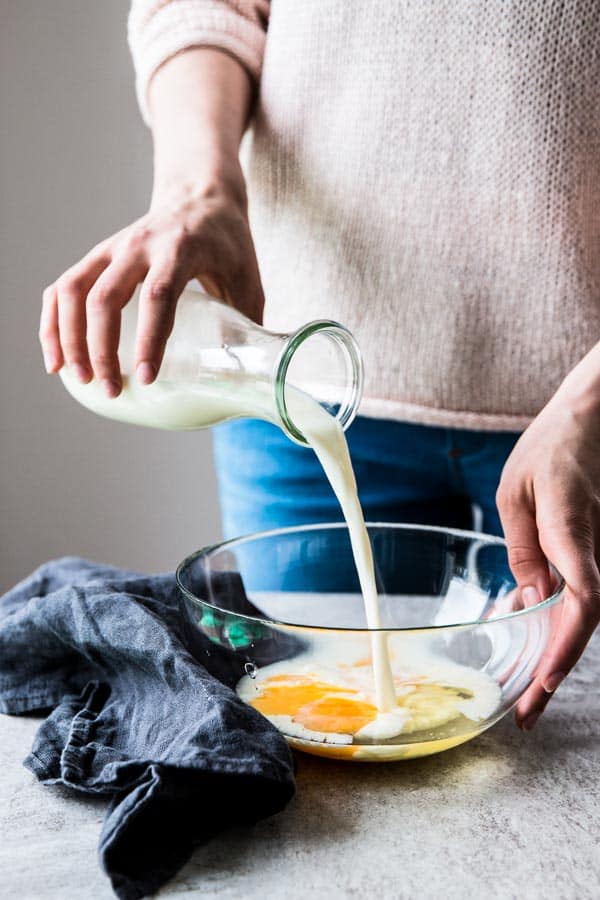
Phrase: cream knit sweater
[{"left": 129, "top": 1, "right": 600, "bottom": 431}]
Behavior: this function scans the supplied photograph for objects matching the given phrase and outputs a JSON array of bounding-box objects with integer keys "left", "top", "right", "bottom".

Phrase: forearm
[
  {"left": 42, "top": 49, "right": 264, "bottom": 388},
  {"left": 148, "top": 47, "right": 254, "bottom": 202},
  {"left": 558, "top": 340, "right": 600, "bottom": 421}
]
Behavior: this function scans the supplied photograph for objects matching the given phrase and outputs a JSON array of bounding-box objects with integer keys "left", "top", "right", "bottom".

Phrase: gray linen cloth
[{"left": 0, "top": 557, "right": 295, "bottom": 900}]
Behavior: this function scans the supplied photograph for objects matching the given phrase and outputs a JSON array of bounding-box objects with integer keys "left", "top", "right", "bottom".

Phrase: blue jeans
[{"left": 212, "top": 416, "right": 520, "bottom": 540}]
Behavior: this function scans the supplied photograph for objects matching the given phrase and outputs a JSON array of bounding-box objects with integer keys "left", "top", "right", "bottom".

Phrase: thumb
[
  {"left": 200, "top": 260, "right": 265, "bottom": 327},
  {"left": 497, "top": 489, "right": 550, "bottom": 605},
  {"left": 227, "top": 254, "right": 265, "bottom": 326}
]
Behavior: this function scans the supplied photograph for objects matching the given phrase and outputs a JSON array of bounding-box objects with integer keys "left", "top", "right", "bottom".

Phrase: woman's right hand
[{"left": 39, "top": 177, "right": 264, "bottom": 397}]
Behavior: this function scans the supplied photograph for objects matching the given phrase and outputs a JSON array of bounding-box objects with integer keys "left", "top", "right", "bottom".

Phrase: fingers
[
  {"left": 39, "top": 285, "right": 63, "bottom": 373},
  {"left": 134, "top": 258, "right": 188, "bottom": 383},
  {"left": 496, "top": 486, "right": 551, "bottom": 604},
  {"left": 515, "top": 587, "right": 598, "bottom": 728},
  {"left": 40, "top": 248, "right": 110, "bottom": 377},
  {"left": 42, "top": 199, "right": 263, "bottom": 390},
  {"left": 87, "top": 256, "right": 147, "bottom": 395},
  {"left": 54, "top": 252, "right": 111, "bottom": 382},
  {"left": 537, "top": 519, "right": 600, "bottom": 687},
  {"left": 515, "top": 517, "right": 600, "bottom": 728},
  {"left": 538, "top": 592, "right": 600, "bottom": 689},
  {"left": 497, "top": 484, "right": 600, "bottom": 731},
  {"left": 515, "top": 679, "right": 553, "bottom": 730}
]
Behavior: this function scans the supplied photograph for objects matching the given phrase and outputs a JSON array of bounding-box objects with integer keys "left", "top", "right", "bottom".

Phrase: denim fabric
[
  {"left": 213, "top": 416, "right": 521, "bottom": 540},
  {"left": 0, "top": 558, "right": 295, "bottom": 900}
]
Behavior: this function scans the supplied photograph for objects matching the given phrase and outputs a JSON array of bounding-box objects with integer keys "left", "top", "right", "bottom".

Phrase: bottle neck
[{"left": 273, "top": 320, "right": 364, "bottom": 444}]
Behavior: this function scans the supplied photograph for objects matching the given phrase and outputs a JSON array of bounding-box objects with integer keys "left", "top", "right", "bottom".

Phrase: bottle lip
[{"left": 274, "top": 319, "right": 365, "bottom": 444}]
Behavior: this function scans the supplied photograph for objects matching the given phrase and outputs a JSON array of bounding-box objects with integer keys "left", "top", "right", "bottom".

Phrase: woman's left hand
[{"left": 496, "top": 352, "right": 600, "bottom": 730}]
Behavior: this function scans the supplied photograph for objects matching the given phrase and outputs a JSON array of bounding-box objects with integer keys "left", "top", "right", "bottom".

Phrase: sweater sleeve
[{"left": 128, "top": 0, "right": 270, "bottom": 123}]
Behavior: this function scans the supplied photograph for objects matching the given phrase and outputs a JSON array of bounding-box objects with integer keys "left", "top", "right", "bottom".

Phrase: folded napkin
[{"left": 0, "top": 557, "right": 296, "bottom": 900}]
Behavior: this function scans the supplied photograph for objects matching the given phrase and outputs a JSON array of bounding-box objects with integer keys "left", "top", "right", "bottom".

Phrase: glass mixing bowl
[{"left": 176, "top": 523, "right": 564, "bottom": 762}]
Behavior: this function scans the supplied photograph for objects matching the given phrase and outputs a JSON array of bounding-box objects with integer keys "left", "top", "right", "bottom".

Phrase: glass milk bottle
[{"left": 59, "top": 283, "right": 364, "bottom": 444}]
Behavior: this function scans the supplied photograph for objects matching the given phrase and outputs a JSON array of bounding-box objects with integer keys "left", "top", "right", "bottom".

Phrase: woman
[{"left": 39, "top": 1, "right": 600, "bottom": 731}]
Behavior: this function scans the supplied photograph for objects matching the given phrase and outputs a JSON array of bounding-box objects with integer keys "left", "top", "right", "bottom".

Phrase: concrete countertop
[{"left": 1, "top": 633, "right": 599, "bottom": 900}]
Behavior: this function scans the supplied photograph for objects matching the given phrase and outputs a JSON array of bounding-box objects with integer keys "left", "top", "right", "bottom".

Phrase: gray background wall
[{"left": 0, "top": 0, "right": 221, "bottom": 593}]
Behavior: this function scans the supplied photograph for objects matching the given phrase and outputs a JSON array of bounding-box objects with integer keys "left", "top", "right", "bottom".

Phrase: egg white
[{"left": 237, "top": 637, "right": 501, "bottom": 745}]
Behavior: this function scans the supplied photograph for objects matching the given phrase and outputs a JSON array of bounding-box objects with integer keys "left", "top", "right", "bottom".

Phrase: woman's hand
[
  {"left": 39, "top": 179, "right": 264, "bottom": 397},
  {"left": 40, "top": 47, "right": 262, "bottom": 397},
  {"left": 497, "top": 354, "right": 600, "bottom": 730}
]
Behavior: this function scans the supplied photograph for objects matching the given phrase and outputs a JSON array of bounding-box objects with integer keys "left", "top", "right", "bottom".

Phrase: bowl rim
[{"left": 175, "top": 521, "right": 565, "bottom": 632}]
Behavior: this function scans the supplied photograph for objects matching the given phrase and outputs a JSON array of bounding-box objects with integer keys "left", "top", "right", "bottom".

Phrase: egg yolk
[
  {"left": 249, "top": 673, "right": 474, "bottom": 737},
  {"left": 251, "top": 675, "right": 374, "bottom": 734}
]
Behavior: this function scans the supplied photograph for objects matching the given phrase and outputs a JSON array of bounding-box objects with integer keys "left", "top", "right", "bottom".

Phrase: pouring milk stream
[{"left": 60, "top": 284, "right": 399, "bottom": 726}]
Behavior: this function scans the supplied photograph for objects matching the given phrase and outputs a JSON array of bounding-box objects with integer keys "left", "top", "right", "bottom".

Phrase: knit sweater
[{"left": 129, "top": 1, "right": 600, "bottom": 431}]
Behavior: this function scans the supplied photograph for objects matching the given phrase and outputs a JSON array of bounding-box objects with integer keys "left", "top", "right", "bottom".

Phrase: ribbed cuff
[{"left": 128, "top": 1, "right": 267, "bottom": 124}]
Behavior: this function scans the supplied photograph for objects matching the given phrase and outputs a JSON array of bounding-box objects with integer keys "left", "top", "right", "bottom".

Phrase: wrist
[
  {"left": 557, "top": 343, "right": 600, "bottom": 421},
  {"left": 151, "top": 159, "right": 247, "bottom": 212}
]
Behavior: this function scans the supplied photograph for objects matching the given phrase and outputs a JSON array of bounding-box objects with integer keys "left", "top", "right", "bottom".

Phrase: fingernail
[
  {"left": 136, "top": 362, "right": 156, "bottom": 385},
  {"left": 522, "top": 712, "right": 541, "bottom": 731},
  {"left": 73, "top": 363, "right": 91, "bottom": 383},
  {"left": 522, "top": 586, "right": 541, "bottom": 607},
  {"left": 543, "top": 671, "right": 565, "bottom": 694},
  {"left": 102, "top": 378, "right": 120, "bottom": 398}
]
